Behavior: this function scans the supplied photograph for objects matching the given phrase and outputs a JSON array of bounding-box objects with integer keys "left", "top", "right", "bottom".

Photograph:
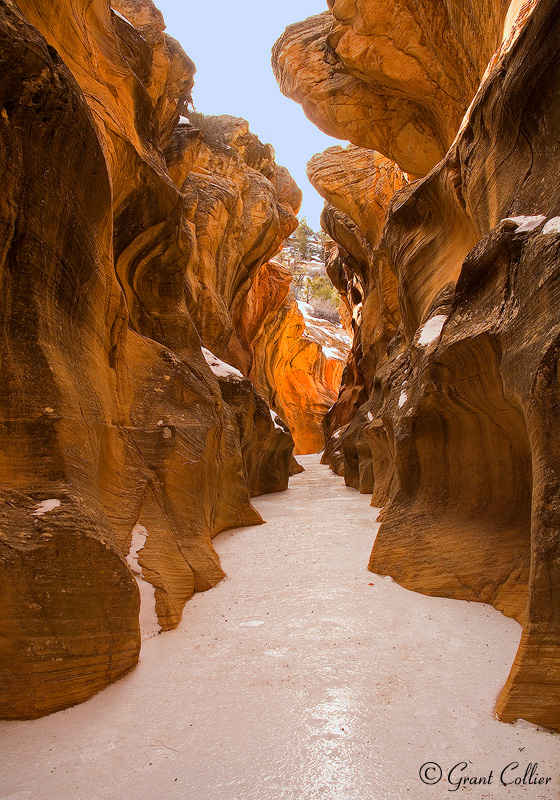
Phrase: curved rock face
[
  {"left": 252, "top": 292, "right": 350, "bottom": 455},
  {"left": 172, "top": 129, "right": 346, "bottom": 457},
  {"left": 175, "top": 115, "right": 302, "bottom": 374},
  {"left": 273, "top": 1, "right": 530, "bottom": 176},
  {"left": 276, "top": 0, "right": 560, "bottom": 730},
  {"left": 0, "top": 0, "right": 298, "bottom": 718},
  {"left": 203, "top": 354, "right": 294, "bottom": 497},
  {"left": 307, "top": 146, "right": 405, "bottom": 486},
  {"left": 238, "top": 258, "right": 351, "bottom": 455}
]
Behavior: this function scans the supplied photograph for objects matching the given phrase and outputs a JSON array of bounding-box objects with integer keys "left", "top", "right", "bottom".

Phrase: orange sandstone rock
[
  {"left": 0, "top": 0, "right": 298, "bottom": 719},
  {"left": 176, "top": 115, "right": 302, "bottom": 374},
  {"left": 370, "top": 0, "right": 560, "bottom": 729},
  {"left": 307, "top": 147, "right": 405, "bottom": 485},
  {"left": 245, "top": 261, "right": 351, "bottom": 455},
  {"left": 273, "top": 1, "right": 527, "bottom": 177}
]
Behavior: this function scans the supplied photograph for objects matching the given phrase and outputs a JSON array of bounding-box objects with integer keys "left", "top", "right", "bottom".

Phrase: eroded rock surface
[
  {"left": 276, "top": 0, "right": 560, "bottom": 730},
  {"left": 273, "top": 1, "right": 535, "bottom": 177},
  {"left": 174, "top": 114, "right": 302, "bottom": 374},
  {"left": 249, "top": 275, "right": 351, "bottom": 455},
  {"left": 307, "top": 146, "right": 405, "bottom": 491},
  {"left": 0, "top": 0, "right": 299, "bottom": 718}
]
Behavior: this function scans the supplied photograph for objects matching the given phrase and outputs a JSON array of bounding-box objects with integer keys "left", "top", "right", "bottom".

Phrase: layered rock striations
[
  {"left": 172, "top": 120, "right": 348, "bottom": 455},
  {"left": 272, "top": 1, "right": 526, "bottom": 177},
  {"left": 174, "top": 113, "right": 302, "bottom": 374},
  {"left": 165, "top": 111, "right": 310, "bottom": 472},
  {"left": 307, "top": 146, "right": 406, "bottom": 494},
  {"left": 275, "top": 0, "right": 560, "bottom": 730},
  {"left": 0, "top": 0, "right": 299, "bottom": 719}
]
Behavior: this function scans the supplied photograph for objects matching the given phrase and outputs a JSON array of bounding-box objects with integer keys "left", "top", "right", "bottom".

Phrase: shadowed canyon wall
[
  {"left": 274, "top": 0, "right": 560, "bottom": 730},
  {"left": 0, "top": 0, "right": 324, "bottom": 719}
]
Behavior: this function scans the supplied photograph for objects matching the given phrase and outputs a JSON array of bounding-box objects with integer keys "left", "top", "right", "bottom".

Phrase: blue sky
[{"left": 155, "top": 0, "right": 346, "bottom": 231}]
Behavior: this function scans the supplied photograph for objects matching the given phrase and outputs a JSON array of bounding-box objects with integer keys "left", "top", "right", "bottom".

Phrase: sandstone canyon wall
[
  {"left": 166, "top": 112, "right": 350, "bottom": 457},
  {"left": 0, "top": 0, "right": 307, "bottom": 719},
  {"left": 244, "top": 259, "right": 351, "bottom": 455},
  {"left": 274, "top": 0, "right": 560, "bottom": 730}
]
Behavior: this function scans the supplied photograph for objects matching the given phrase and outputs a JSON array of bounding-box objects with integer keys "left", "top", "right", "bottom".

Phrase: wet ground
[{"left": 1, "top": 455, "right": 558, "bottom": 799}]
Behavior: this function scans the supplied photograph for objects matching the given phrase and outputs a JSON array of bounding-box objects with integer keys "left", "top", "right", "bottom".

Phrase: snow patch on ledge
[
  {"left": 111, "top": 8, "right": 147, "bottom": 40},
  {"left": 297, "top": 300, "right": 314, "bottom": 320},
  {"left": 32, "top": 499, "right": 61, "bottom": 516},
  {"left": 126, "top": 524, "right": 161, "bottom": 641},
  {"left": 502, "top": 214, "right": 546, "bottom": 233},
  {"left": 417, "top": 315, "right": 448, "bottom": 347},
  {"left": 513, "top": 718, "right": 546, "bottom": 731},
  {"left": 541, "top": 216, "right": 560, "bottom": 234},
  {"left": 398, "top": 391, "right": 408, "bottom": 408},
  {"left": 111, "top": 8, "right": 133, "bottom": 25},
  {"left": 202, "top": 347, "right": 244, "bottom": 382},
  {"left": 179, "top": 115, "right": 190, "bottom": 125},
  {"left": 270, "top": 409, "right": 285, "bottom": 432}
]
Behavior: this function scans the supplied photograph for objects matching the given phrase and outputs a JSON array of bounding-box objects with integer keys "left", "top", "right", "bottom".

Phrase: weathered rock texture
[
  {"left": 306, "top": 146, "right": 406, "bottom": 491},
  {"left": 273, "top": 0, "right": 535, "bottom": 177},
  {"left": 246, "top": 263, "right": 351, "bottom": 454},
  {"left": 175, "top": 114, "right": 302, "bottom": 374},
  {"left": 275, "top": 0, "right": 560, "bottom": 730},
  {"left": 168, "top": 114, "right": 349, "bottom": 456},
  {"left": 0, "top": 0, "right": 300, "bottom": 719}
]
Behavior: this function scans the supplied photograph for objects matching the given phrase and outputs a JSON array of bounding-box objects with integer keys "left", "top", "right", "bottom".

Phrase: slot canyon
[{"left": 0, "top": 0, "right": 559, "bottom": 797}]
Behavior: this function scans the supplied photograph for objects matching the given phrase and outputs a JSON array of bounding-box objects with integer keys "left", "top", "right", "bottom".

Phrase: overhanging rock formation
[
  {"left": 272, "top": 0, "right": 525, "bottom": 177},
  {"left": 274, "top": 0, "right": 560, "bottom": 730}
]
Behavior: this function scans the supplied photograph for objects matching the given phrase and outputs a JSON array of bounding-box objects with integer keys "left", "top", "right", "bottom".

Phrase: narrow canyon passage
[{"left": 1, "top": 456, "right": 558, "bottom": 800}]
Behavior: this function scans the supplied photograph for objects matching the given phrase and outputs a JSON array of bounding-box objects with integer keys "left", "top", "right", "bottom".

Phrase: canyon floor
[{"left": 1, "top": 455, "right": 558, "bottom": 799}]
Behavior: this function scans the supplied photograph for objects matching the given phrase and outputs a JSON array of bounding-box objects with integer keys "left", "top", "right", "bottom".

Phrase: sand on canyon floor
[{"left": 1, "top": 454, "right": 558, "bottom": 799}]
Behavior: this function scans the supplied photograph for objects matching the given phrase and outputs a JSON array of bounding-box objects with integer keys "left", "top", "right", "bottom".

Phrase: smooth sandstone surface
[{"left": 275, "top": 0, "right": 560, "bottom": 730}]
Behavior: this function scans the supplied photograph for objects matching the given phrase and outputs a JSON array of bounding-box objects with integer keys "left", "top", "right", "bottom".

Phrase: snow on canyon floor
[{"left": 1, "top": 455, "right": 559, "bottom": 800}]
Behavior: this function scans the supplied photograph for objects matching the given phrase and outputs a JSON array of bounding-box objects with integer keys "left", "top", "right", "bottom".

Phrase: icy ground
[{"left": 1, "top": 455, "right": 558, "bottom": 799}]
